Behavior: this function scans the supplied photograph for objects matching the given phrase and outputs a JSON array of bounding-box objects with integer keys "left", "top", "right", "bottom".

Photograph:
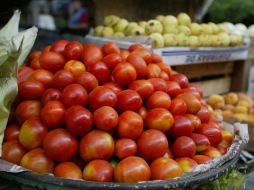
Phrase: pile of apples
[
  {"left": 208, "top": 92, "right": 254, "bottom": 123},
  {"left": 2, "top": 40, "right": 234, "bottom": 183},
  {"left": 93, "top": 13, "right": 244, "bottom": 48}
]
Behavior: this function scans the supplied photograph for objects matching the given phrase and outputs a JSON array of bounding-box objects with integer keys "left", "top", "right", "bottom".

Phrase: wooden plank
[
  {"left": 174, "top": 62, "right": 234, "bottom": 79},
  {"left": 192, "top": 77, "right": 231, "bottom": 97}
]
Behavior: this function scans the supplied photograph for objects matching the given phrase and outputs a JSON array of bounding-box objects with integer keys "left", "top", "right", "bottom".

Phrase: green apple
[
  {"left": 104, "top": 15, "right": 120, "bottom": 27},
  {"left": 163, "top": 25, "right": 178, "bottom": 34},
  {"left": 210, "top": 35, "right": 220, "bottom": 47},
  {"left": 102, "top": 26, "right": 114, "bottom": 37},
  {"left": 162, "top": 15, "right": 178, "bottom": 26},
  {"left": 114, "top": 19, "right": 129, "bottom": 32},
  {"left": 218, "top": 33, "right": 230, "bottom": 46},
  {"left": 156, "top": 15, "right": 165, "bottom": 23},
  {"left": 201, "top": 24, "right": 213, "bottom": 35},
  {"left": 178, "top": 25, "right": 191, "bottom": 36},
  {"left": 94, "top": 25, "right": 104, "bottom": 36},
  {"left": 113, "top": 32, "right": 125, "bottom": 37},
  {"left": 176, "top": 33, "right": 189, "bottom": 46},
  {"left": 145, "top": 20, "right": 163, "bottom": 35},
  {"left": 125, "top": 22, "right": 139, "bottom": 36},
  {"left": 150, "top": 33, "right": 164, "bottom": 48},
  {"left": 129, "top": 26, "right": 145, "bottom": 36},
  {"left": 177, "top": 13, "right": 191, "bottom": 26},
  {"left": 163, "top": 34, "right": 177, "bottom": 46},
  {"left": 139, "top": 21, "right": 147, "bottom": 29},
  {"left": 189, "top": 36, "right": 199, "bottom": 47},
  {"left": 190, "top": 23, "right": 202, "bottom": 35}
]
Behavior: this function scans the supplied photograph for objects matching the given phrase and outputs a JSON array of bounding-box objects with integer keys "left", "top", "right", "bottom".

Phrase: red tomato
[
  {"left": 168, "top": 73, "right": 189, "bottom": 88},
  {"left": 145, "top": 108, "right": 174, "bottom": 132},
  {"left": 50, "top": 40, "right": 69, "bottom": 54},
  {"left": 30, "top": 69, "right": 54, "bottom": 88},
  {"left": 128, "top": 79, "right": 154, "bottom": 99},
  {"left": 79, "top": 130, "right": 114, "bottom": 161},
  {"left": 180, "top": 88, "right": 201, "bottom": 99},
  {"left": 169, "top": 115, "right": 193, "bottom": 137},
  {"left": 115, "top": 138, "right": 137, "bottom": 159},
  {"left": 191, "top": 133, "right": 210, "bottom": 152},
  {"left": 89, "top": 86, "right": 117, "bottom": 111},
  {"left": 114, "top": 156, "right": 151, "bottom": 183},
  {"left": 30, "top": 58, "right": 42, "bottom": 69},
  {"left": 202, "top": 146, "right": 221, "bottom": 158},
  {"left": 137, "top": 129, "right": 168, "bottom": 161},
  {"left": 159, "top": 71, "right": 169, "bottom": 80},
  {"left": 175, "top": 157, "right": 198, "bottom": 172},
  {"left": 102, "top": 53, "right": 122, "bottom": 70},
  {"left": 74, "top": 72, "right": 98, "bottom": 92},
  {"left": 132, "top": 48, "right": 151, "bottom": 60},
  {"left": 117, "top": 89, "right": 142, "bottom": 112},
  {"left": 127, "top": 54, "right": 147, "bottom": 79},
  {"left": 138, "top": 106, "right": 148, "bottom": 120},
  {"left": 42, "top": 45, "right": 51, "bottom": 53},
  {"left": 20, "top": 148, "right": 55, "bottom": 173},
  {"left": 198, "top": 124, "right": 222, "bottom": 146},
  {"left": 41, "top": 88, "right": 62, "bottom": 105},
  {"left": 54, "top": 162, "right": 82, "bottom": 179},
  {"left": 83, "top": 160, "right": 113, "bottom": 182},
  {"left": 128, "top": 44, "right": 144, "bottom": 52},
  {"left": 41, "top": 100, "right": 65, "bottom": 129},
  {"left": 184, "top": 114, "right": 202, "bottom": 131},
  {"left": 145, "top": 53, "right": 163, "bottom": 64},
  {"left": 146, "top": 91, "right": 171, "bottom": 109},
  {"left": 117, "top": 111, "right": 143, "bottom": 139},
  {"left": 170, "top": 98, "right": 187, "bottom": 115},
  {"left": 157, "top": 62, "right": 172, "bottom": 76},
  {"left": 112, "top": 62, "right": 137, "bottom": 86},
  {"left": 189, "top": 83, "right": 204, "bottom": 98},
  {"left": 163, "top": 148, "right": 174, "bottom": 159},
  {"left": 120, "top": 50, "right": 130, "bottom": 61},
  {"left": 18, "top": 66, "right": 34, "bottom": 84},
  {"left": 4, "top": 124, "right": 20, "bottom": 142},
  {"left": 64, "top": 41, "right": 84, "bottom": 60},
  {"left": 193, "top": 155, "right": 212, "bottom": 164},
  {"left": 102, "top": 82, "right": 123, "bottom": 94},
  {"left": 43, "top": 128, "right": 78, "bottom": 161},
  {"left": 146, "top": 64, "right": 161, "bottom": 78},
  {"left": 150, "top": 157, "right": 183, "bottom": 180},
  {"left": 82, "top": 44, "right": 103, "bottom": 66},
  {"left": 18, "top": 80, "right": 45, "bottom": 100},
  {"left": 197, "top": 106, "right": 211, "bottom": 123},
  {"left": 65, "top": 105, "right": 93, "bottom": 136},
  {"left": 102, "top": 41, "right": 120, "bottom": 55},
  {"left": 173, "top": 136, "right": 196, "bottom": 158},
  {"left": 88, "top": 61, "right": 110, "bottom": 84},
  {"left": 52, "top": 70, "right": 75, "bottom": 90},
  {"left": 176, "top": 93, "right": 201, "bottom": 114},
  {"left": 148, "top": 78, "right": 168, "bottom": 92},
  {"left": 166, "top": 81, "right": 182, "bottom": 98},
  {"left": 19, "top": 118, "right": 48, "bottom": 150},
  {"left": 39, "top": 51, "right": 66, "bottom": 72},
  {"left": 29, "top": 51, "right": 42, "bottom": 62},
  {"left": 62, "top": 84, "right": 88, "bottom": 107},
  {"left": 93, "top": 106, "right": 118, "bottom": 132},
  {"left": 15, "top": 100, "right": 41, "bottom": 124},
  {"left": 2, "top": 140, "right": 26, "bottom": 164},
  {"left": 64, "top": 60, "right": 86, "bottom": 77}
]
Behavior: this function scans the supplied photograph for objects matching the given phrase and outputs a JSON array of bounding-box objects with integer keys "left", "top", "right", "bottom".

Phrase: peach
[
  {"left": 207, "top": 95, "right": 225, "bottom": 109},
  {"left": 175, "top": 157, "right": 198, "bottom": 172},
  {"left": 225, "top": 93, "right": 238, "bottom": 105}
]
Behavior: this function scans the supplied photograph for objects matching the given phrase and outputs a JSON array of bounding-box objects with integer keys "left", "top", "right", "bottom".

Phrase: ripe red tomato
[
  {"left": 117, "top": 89, "right": 142, "bottom": 112},
  {"left": 50, "top": 40, "right": 69, "bottom": 54},
  {"left": 128, "top": 80, "right": 154, "bottom": 99},
  {"left": 166, "top": 81, "right": 182, "bottom": 98},
  {"left": 114, "top": 156, "right": 151, "bottom": 183},
  {"left": 159, "top": 71, "right": 169, "bottom": 81},
  {"left": 173, "top": 136, "right": 196, "bottom": 158},
  {"left": 202, "top": 146, "right": 222, "bottom": 158},
  {"left": 41, "top": 100, "right": 65, "bottom": 129},
  {"left": 127, "top": 54, "right": 147, "bottom": 79},
  {"left": 18, "top": 80, "right": 45, "bottom": 100},
  {"left": 184, "top": 114, "right": 202, "bottom": 131},
  {"left": 42, "top": 45, "right": 51, "bottom": 53},
  {"left": 197, "top": 106, "right": 211, "bottom": 123},
  {"left": 175, "top": 157, "right": 198, "bottom": 172},
  {"left": 64, "top": 41, "right": 83, "bottom": 60},
  {"left": 146, "top": 64, "right": 161, "bottom": 78},
  {"left": 74, "top": 72, "right": 98, "bottom": 92},
  {"left": 41, "top": 88, "right": 62, "bottom": 105},
  {"left": 62, "top": 84, "right": 88, "bottom": 107},
  {"left": 43, "top": 128, "right": 78, "bottom": 161},
  {"left": 65, "top": 105, "right": 93, "bottom": 136},
  {"left": 157, "top": 62, "right": 172, "bottom": 76},
  {"left": 198, "top": 124, "right": 222, "bottom": 146},
  {"left": 112, "top": 62, "right": 137, "bottom": 86},
  {"left": 117, "top": 111, "right": 143, "bottom": 139},
  {"left": 20, "top": 148, "right": 55, "bottom": 174},
  {"left": 15, "top": 100, "right": 41, "bottom": 124},
  {"left": 169, "top": 115, "right": 193, "bottom": 137},
  {"left": 146, "top": 91, "right": 171, "bottom": 109},
  {"left": 191, "top": 133, "right": 210, "bottom": 152},
  {"left": 168, "top": 73, "right": 189, "bottom": 88},
  {"left": 64, "top": 60, "right": 86, "bottom": 77},
  {"left": 102, "top": 41, "right": 120, "bottom": 55},
  {"left": 148, "top": 78, "right": 168, "bottom": 92},
  {"left": 150, "top": 157, "right": 183, "bottom": 180},
  {"left": 30, "top": 58, "right": 42, "bottom": 69},
  {"left": 145, "top": 108, "right": 174, "bottom": 132},
  {"left": 115, "top": 138, "right": 137, "bottom": 159},
  {"left": 189, "top": 83, "right": 204, "bottom": 98},
  {"left": 193, "top": 155, "right": 212, "bottom": 164},
  {"left": 138, "top": 106, "right": 148, "bottom": 119},
  {"left": 39, "top": 51, "right": 66, "bottom": 72},
  {"left": 88, "top": 61, "right": 110, "bottom": 84},
  {"left": 170, "top": 98, "right": 187, "bottom": 115},
  {"left": 102, "top": 82, "right": 123, "bottom": 94},
  {"left": 82, "top": 44, "right": 103, "bottom": 66},
  {"left": 2, "top": 140, "right": 26, "bottom": 164},
  {"left": 54, "top": 162, "right": 82, "bottom": 179},
  {"left": 30, "top": 69, "right": 54, "bottom": 88},
  {"left": 176, "top": 93, "right": 201, "bottom": 114},
  {"left": 19, "top": 118, "right": 48, "bottom": 150},
  {"left": 131, "top": 48, "right": 151, "bottom": 60},
  {"left": 79, "top": 130, "right": 114, "bottom": 161},
  {"left": 51, "top": 70, "right": 75, "bottom": 90},
  {"left": 4, "top": 124, "right": 20, "bottom": 142},
  {"left": 137, "top": 129, "right": 168, "bottom": 161},
  {"left": 102, "top": 53, "right": 122, "bottom": 70},
  {"left": 128, "top": 43, "right": 144, "bottom": 52},
  {"left": 18, "top": 66, "right": 34, "bottom": 84},
  {"left": 180, "top": 88, "right": 201, "bottom": 99},
  {"left": 145, "top": 53, "right": 163, "bottom": 64},
  {"left": 93, "top": 106, "right": 118, "bottom": 132},
  {"left": 29, "top": 51, "right": 42, "bottom": 62},
  {"left": 89, "top": 86, "right": 117, "bottom": 111},
  {"left": 120, "top": 50, "right": 130, "bottom": 61},
  {"left": 83, "top": 160, "right": 113, "bottom": 182}
]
